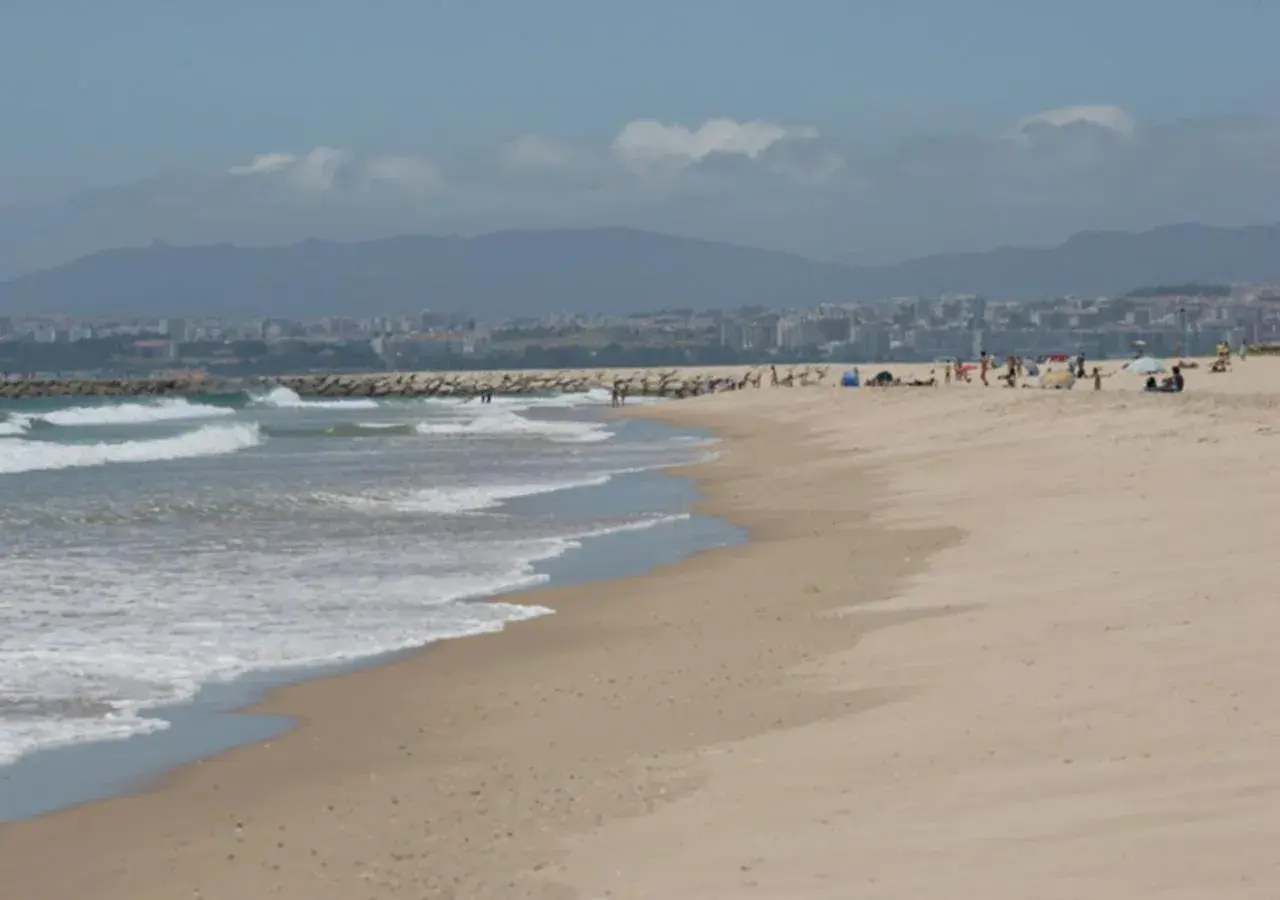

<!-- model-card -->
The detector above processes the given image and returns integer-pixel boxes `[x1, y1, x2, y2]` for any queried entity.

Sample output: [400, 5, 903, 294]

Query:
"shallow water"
[0, 387, 716, 769]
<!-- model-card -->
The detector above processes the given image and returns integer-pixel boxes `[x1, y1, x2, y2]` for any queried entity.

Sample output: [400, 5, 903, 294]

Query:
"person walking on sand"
[1092, 366, 1102, 390]
[979, 351, 990, 386]
[944, 363, 951, 385]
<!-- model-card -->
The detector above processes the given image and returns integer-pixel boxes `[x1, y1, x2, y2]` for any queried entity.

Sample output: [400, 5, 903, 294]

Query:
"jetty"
[0, 364, 832, 400]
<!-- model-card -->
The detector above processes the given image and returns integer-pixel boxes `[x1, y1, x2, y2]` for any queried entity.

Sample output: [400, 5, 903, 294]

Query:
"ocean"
[0, 386, 727, 808]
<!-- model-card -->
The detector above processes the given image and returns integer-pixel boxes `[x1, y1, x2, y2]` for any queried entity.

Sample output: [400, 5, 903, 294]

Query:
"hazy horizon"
[2, 1, 1277, 280]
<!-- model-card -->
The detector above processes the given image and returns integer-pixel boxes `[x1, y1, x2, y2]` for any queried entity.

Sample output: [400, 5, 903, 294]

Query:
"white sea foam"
[0, 422, 262, 475]
[571, 512, 690, 540]
[35, 397, 235, 427]
[415, 407, 611, 443]
[0, 713, 171, 767]
[0, 537, 567, 764]
[326, 473, 617, 514]
[253, 385, 380, 410]
[434, 387, 663, 411]
[0, 596, 551, 766]
[0, 511, 692, 765]
[433, 388, 606, 411]
[0, 415, 31, 436]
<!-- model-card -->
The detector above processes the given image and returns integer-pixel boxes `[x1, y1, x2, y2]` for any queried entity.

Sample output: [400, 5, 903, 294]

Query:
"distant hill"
[2, 222, 1279, 318]
[861, 223, 1280, 301]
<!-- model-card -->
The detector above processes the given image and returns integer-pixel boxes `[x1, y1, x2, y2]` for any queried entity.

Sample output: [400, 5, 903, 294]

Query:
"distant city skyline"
[2, 1, 1278, 279]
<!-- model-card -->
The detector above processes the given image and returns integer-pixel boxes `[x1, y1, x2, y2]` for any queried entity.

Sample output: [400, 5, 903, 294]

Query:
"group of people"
[942, 351, 1075, 389]
[1144, 366, 1185, 393]
[928, 350, 1141, 393]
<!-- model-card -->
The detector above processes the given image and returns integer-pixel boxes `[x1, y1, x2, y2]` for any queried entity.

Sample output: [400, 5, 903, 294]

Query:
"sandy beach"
[4, 355, 1280, 898]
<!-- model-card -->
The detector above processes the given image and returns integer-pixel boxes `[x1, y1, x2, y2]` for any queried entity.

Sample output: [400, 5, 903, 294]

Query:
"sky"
[1, 0, 1277, 276]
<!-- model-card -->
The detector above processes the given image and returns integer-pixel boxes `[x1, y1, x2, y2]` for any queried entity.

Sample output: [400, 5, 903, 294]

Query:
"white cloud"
[611, 117, 817, 168]
[287, 146, 344, 192]
[228, 147, 442, 197]
[4, 108, 1278, 279]
[227, 152, 299, 176]
[363, 156, 441, 194]
[498, 134, 577, 172]
[228, 146, 346, 193]
[1012, 104, 1138, 136]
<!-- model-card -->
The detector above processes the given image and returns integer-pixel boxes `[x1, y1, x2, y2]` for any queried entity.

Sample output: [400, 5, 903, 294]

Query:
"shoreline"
[0, 421, 741, 822]
[2, 390, 940, 899]
[0, 363, 831, 400]
[5, 366, 1280, 898]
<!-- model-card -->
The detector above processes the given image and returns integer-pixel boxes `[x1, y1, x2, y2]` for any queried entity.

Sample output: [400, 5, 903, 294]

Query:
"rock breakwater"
[0, 364, 832, 400]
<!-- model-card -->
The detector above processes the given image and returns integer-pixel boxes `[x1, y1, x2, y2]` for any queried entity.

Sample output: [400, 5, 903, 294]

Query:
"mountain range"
[1, 222, 1278, 319]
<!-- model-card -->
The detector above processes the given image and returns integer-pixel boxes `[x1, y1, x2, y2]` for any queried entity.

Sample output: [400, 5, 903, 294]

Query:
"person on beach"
[944, 364, 951, 385]
[979, 352, 989, 386]
[1092, 367, 1102, 390]
[770, 364, 779, 386]
[1150, 366, 1185, 393]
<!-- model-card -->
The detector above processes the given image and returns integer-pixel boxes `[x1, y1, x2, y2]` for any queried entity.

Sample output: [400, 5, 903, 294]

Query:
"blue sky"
[3, 0, 1276, 200]
[0, 0, 1277, 273]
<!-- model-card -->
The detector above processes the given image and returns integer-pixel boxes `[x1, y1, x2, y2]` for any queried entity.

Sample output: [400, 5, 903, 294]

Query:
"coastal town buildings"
[3, 283, 1280, 377]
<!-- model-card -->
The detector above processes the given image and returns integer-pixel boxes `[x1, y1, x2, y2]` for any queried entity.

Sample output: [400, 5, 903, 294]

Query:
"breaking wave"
[0, 415, 30, 437]
[414, 408, 611, 443]
[1, 398, 234, 429]
[322, 473, 618, 515]
[0, 423, 262, 475]
[251, 386, 380, 410]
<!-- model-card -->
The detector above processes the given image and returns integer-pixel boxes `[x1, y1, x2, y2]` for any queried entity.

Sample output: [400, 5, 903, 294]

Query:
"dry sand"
[4, 355, 1280, 898]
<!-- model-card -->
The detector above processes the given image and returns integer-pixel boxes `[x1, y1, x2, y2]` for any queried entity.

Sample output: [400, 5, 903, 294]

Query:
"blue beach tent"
[841, 369, 860, 387]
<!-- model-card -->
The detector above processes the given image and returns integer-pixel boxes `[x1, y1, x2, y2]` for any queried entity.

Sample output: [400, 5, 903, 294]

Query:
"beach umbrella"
[1128, 356, 1166, 375]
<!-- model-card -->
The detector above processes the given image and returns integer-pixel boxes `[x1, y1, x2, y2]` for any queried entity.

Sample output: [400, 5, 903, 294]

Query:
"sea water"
[0, 387, 717, 771]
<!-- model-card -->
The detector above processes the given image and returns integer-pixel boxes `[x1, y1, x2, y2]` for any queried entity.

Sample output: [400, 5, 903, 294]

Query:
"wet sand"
[4, 356, 1280, 898]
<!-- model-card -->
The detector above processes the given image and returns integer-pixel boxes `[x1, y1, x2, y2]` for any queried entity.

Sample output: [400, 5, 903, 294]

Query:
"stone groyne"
[0, 364, 832, 400]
